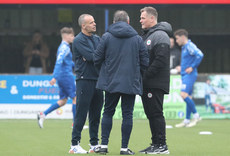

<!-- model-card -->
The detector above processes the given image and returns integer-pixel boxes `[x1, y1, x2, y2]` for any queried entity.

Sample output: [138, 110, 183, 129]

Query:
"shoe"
[94, 146, 108, 155]
[175, 121, 188, 128]
[120, 148, 135, 155]
[139, 144, 153, 154]
[194, 116, 202, 122]
[88, 144, 100, 153]
[186, 117, 202, 128]
[140, 145, 159, 154]
[146, 144, 169, 154]
[69, 145, 88, 154]
[37, 112, 45, 128]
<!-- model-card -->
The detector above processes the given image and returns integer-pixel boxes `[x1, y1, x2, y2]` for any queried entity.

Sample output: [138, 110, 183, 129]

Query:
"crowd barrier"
[0, 74, 230, 119]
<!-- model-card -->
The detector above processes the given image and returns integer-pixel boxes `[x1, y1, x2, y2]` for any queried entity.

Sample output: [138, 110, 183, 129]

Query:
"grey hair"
[113, 10, 129, 23]
[78, 14, 92, 28]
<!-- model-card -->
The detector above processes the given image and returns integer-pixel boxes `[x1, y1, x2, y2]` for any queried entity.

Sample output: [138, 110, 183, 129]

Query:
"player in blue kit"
[174, 29, 204, 128]
[37, 27, 76, 128]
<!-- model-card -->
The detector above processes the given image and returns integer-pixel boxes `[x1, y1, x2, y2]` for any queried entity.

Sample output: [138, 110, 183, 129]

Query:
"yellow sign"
[0, 80, 6, 89]
[58, 9, 73, 23]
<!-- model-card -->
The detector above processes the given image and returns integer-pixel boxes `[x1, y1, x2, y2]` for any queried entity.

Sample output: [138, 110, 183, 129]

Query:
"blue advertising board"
[0, 75, 71, 104]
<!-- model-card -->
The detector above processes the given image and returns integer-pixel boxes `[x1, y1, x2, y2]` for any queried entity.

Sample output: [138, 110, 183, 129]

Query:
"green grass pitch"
[0, 119, 230, 156]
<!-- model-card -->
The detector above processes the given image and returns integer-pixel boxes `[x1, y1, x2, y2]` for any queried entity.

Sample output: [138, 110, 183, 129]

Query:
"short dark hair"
[113, 10, 129, 23]
[140, 6, 158, 19]
[60, 27, 74, 34]
[174, 29, 188, 38]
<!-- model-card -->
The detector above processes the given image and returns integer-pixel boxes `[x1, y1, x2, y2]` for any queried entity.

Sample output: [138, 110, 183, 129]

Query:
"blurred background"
[1, 1, 230, 120]
[0, 3, 230, 74]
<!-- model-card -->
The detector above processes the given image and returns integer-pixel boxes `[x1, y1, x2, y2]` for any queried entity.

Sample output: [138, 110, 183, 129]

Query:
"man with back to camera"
[139, 6, 172, 154]
[174, 29, 203, 128]
[93, 10, 149, 155]
[68, 14, 103, 154]
[37, 27, 76, 129]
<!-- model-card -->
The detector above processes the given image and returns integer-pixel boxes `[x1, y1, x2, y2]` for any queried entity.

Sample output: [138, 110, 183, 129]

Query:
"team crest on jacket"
[148, 93, 152, 98]
[146, 40, 151, 45]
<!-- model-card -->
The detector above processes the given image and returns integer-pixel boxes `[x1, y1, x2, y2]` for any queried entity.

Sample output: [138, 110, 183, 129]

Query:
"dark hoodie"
[142, 22, 172, 93]
[94, 21, 149, 95]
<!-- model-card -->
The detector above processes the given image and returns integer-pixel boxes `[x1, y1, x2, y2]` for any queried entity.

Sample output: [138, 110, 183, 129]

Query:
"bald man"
[69, 14, 103, 154]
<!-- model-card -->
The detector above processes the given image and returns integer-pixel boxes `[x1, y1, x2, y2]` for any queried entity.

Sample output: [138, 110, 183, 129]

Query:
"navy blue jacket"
[94, 21, 149, 95]
[73, 32, 100, 81]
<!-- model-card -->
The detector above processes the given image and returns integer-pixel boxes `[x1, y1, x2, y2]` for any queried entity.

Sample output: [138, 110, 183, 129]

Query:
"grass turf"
[0, 119, 230, 156]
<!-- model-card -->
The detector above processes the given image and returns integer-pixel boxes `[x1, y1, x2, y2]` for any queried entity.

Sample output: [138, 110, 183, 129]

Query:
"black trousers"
[141, 88, 166, 145]
[101, 92, 135, 148]
[72, 80, 103, 146]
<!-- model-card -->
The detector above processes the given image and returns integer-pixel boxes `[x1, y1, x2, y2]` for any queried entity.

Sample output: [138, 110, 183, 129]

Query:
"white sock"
[184, 119, 190, 124]
[101, 145, 108, 148]
[121, 148, 128, 151]
[193, 113, 199, 119]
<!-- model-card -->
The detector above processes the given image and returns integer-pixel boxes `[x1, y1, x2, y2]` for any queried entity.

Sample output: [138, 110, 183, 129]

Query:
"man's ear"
[81, 24, 85, 29]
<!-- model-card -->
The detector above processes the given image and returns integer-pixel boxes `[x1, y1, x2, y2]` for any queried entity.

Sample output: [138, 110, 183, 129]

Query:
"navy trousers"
[101, 92, 135, 148]
[72, 80, 103, 146]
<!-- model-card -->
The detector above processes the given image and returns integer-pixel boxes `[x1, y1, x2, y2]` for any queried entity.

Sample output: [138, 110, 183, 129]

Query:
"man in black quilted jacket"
[139, 6, 172, 155]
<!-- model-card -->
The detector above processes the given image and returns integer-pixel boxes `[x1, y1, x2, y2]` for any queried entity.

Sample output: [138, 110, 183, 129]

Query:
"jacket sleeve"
[138, 37, 149, 70]
[53, 45, 68, 79]
[188, 45, 204, 69]
[145, 43, 170, 77]
[93, 34, 107, 70]
[73, 38, 94, 62]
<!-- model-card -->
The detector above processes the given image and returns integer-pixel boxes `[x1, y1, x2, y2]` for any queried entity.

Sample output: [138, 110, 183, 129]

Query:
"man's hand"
[175, 66, 181, 72]
[185, 67, 193, 74]
[83, 57, 86, 61]
[50, 78, 56, 86]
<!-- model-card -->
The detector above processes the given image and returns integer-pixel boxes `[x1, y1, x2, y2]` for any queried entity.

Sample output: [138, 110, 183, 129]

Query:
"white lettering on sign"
[22, 80, 51, 87]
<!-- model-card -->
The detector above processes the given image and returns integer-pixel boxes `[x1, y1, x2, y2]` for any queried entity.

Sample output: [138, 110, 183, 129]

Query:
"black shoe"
[146, 144, 169, 154]
[139, 144, 157, 154]
[120, 149, 135, 155]
[94, 146, 108, 155]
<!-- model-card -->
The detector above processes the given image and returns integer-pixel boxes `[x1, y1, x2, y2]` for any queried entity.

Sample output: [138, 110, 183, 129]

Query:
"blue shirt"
[181, 40, 204, 76]
[53, 41, 74, 80]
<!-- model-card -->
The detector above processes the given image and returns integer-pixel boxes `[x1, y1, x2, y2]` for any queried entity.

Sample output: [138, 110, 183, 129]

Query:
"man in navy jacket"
[69, 14, 103, 154]
[94, 10, 149, 155]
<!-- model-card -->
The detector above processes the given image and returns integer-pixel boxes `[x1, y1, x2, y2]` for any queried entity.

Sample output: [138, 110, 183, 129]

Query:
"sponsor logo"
[146, 40, 151, 45]
[178, 111, 184, 118]
[148, 93, 152, 98]
[22, 80, 54, 87]
[0, 80, 6, 89]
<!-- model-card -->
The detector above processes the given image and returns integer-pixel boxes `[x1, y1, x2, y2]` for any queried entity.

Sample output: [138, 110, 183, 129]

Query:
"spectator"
[23, 31, 49, 74]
